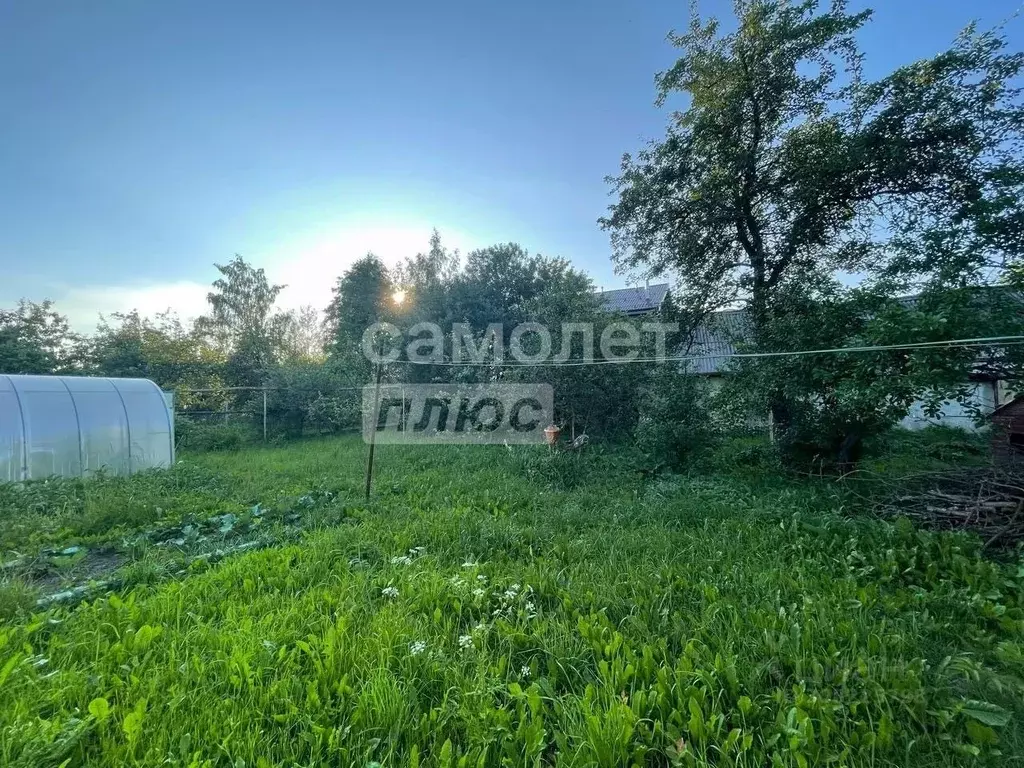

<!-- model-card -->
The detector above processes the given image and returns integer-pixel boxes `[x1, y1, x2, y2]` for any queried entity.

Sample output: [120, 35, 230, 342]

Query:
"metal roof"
[599, 283, 670, 315]
[686, 310, 750, 374]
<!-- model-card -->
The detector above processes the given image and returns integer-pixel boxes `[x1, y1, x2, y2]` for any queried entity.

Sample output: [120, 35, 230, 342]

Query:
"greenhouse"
[0, 375, 174, 482]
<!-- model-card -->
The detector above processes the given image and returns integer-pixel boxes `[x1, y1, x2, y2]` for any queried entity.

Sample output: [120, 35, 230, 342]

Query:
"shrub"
[306, 393, 361, 434]
[701, 435, 782, 476]
[175, 420, 253, 452]
[633, 368, 716, 469]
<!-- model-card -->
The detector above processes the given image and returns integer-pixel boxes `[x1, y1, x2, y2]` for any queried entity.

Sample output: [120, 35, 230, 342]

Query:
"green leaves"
[87, 697, 110, 722]
[962, 699, 1012, 727]
[121, 698, 147, 748]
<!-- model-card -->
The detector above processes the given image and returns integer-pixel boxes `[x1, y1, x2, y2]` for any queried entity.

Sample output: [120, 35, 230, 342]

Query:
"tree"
[602, 0, 1024, 456]
[92, 309, 228, 410]
[605, 0, 1024, 331]
[324, 254, 393, 363]
[196, 255, 286, 387]
[508, 258, 649, 437]
[0, 300, 81, 375]
[278, 305, 326, 363]
[451, 244, 544, 331]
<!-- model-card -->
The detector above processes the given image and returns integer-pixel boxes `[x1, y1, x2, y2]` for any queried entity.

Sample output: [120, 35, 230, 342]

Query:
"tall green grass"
[0, 436, 1021, 766]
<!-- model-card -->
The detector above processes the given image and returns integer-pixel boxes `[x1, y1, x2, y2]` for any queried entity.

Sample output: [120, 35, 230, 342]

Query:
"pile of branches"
[854, 466, 1024, 550]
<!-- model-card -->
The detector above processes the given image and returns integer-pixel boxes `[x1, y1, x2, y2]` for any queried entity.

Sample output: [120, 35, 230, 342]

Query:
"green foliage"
[507, 446, 594, 490]
[0, 299, 83, 375]
[699, 435, 781, 477]
[325, 253, 393, 363]
[174, 420, 253, 452]
[726, 286, 1016, 470]
[603, 0, 1024, 468]
[91, 309, 229, 410]
[0, 578, 39, 622]
[634, 366, 717, 469]
[0, 436, 1022, 765]
[195, 255, 288, 387]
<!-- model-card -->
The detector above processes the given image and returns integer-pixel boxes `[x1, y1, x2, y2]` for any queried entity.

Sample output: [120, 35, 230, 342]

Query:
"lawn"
[0, 436, 1021, 766]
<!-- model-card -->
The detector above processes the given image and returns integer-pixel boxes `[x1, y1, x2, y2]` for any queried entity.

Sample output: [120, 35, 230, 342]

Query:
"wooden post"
[364, 338, 385, 501]
[262, 388, 268, 443]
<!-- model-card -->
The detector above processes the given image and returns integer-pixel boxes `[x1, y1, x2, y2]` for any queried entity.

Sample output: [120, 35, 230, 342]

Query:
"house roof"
[599, 283, 670, 315]
[686, 310, 749, 374]
[990, 396, 1024, 420]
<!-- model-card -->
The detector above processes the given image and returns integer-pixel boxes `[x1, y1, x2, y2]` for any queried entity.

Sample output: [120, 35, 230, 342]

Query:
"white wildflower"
[458, 634, 473, 649]
[408, 546, 426, 556]
[474, 621, 487, 633]
[476, 574, 487, 582]
[520, 665, 530, 677]
[391, 555, 412, 566]
[381, 586, 399, 598]
[472, 588, 485, 598]
[409, 640, 427, 656]
[449, 577, 465, 588]
[525, 601, 536, 614]
[462, 559, 478, 568]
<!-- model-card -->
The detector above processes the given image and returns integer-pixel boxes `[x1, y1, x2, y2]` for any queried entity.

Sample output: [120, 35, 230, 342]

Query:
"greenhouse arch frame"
[0, 375, 175, 482]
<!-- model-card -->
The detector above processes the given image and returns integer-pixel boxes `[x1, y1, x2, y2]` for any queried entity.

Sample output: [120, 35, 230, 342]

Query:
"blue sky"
[2, 0, 1022, 330]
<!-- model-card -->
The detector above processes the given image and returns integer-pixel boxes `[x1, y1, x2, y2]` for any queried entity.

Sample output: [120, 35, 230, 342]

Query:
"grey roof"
[686, 309, 750, 374]
[599, 283, 670, 315]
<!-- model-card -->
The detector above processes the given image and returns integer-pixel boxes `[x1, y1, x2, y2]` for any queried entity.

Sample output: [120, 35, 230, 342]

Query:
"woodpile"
[864, 467, 1024, 549]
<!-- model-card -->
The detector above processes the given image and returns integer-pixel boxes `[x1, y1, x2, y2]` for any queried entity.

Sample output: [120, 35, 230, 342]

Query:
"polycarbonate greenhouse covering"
[0, 375, 174, 482]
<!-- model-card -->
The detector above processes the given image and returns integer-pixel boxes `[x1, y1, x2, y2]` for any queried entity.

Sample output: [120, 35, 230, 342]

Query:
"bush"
[306, 394, 361, 434]
[633, 368, 716, 469]
[175, 419, 253, 452]
[700, 435, 782, 476]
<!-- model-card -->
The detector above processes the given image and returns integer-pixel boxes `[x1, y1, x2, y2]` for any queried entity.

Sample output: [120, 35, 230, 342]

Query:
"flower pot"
[544, 425, 561, 446]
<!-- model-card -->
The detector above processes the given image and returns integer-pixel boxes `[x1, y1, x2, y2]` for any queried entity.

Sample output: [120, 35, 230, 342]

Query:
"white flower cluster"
[391, 546, 425, 566]
[381, 586, 399, 598]
[409, 640, 427, 656]
[492, 583, 537, 620]
[456, 621, 489, 652]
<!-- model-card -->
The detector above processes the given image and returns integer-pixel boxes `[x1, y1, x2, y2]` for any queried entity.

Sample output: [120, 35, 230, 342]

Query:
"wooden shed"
[991, 397, 1024, 465]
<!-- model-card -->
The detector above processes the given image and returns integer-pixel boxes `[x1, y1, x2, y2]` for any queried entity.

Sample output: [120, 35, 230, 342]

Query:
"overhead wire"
[399, 335, 1024, 367]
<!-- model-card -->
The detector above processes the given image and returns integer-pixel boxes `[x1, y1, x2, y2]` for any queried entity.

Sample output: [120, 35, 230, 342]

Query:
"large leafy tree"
[603, 0, 1024, 328]
[196, 255, 286, 387]
[324, 253, 393, 362]
[603, 0, 1024, 456]
[277, 305, 326, 363]
[0, 300, 82, 375]
[92, 309, 228, 409]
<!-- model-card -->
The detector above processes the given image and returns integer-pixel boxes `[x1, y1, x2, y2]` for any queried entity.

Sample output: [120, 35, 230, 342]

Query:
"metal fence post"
[263, 388, 268, 443]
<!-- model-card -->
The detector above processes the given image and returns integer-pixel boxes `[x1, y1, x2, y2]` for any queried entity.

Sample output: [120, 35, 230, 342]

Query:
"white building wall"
[899, 381, 999, 432]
